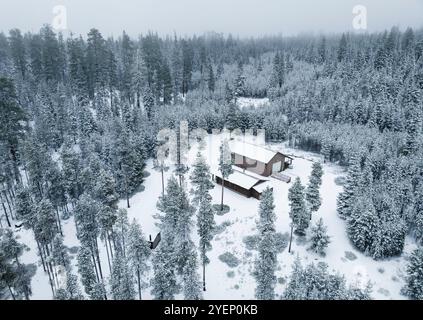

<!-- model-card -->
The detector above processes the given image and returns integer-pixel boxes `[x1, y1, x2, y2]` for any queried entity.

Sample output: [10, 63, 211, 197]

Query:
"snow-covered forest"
[0, 25, 423, 300]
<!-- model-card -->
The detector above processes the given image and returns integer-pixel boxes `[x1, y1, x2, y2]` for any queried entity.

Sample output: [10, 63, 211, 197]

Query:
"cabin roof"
[212, 166, 267, 190]
[229, 141, 291, 164]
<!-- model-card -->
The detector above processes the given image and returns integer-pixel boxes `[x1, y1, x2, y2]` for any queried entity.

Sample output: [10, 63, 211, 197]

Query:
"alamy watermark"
[52, 4, 67, 31]
[352, 5, 367, 30]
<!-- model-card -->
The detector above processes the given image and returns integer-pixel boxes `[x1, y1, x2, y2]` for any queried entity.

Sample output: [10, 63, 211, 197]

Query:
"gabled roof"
[229, 141, 281, 164]
[212, 166, 267, 190]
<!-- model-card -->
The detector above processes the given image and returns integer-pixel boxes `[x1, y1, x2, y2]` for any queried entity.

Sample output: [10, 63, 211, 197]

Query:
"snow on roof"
[252, 181, 272, 194]
[232, 166, 269, 181]
[212, 167, 264, 190]
[229, 141, 278, 164]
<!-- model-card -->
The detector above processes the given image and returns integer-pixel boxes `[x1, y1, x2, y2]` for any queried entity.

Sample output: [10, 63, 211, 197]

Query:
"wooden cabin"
[230, 141, 293, 177]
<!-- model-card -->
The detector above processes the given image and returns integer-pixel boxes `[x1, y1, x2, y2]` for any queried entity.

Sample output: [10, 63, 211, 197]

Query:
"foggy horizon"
[0, 0, 422, 38]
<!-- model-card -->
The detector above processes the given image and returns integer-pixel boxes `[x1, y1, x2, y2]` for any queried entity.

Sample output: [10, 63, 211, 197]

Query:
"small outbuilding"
[212, 167, 272, 200]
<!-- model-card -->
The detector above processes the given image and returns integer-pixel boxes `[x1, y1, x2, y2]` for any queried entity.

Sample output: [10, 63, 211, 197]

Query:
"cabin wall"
[266, 153, 286, 176]
[233, 152, 287, 177]
[233, 153, 267, 176]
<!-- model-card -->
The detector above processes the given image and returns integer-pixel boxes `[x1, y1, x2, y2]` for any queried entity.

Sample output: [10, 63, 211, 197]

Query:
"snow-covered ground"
[237, 97, 269, 109]
[16, 133, 417, 300]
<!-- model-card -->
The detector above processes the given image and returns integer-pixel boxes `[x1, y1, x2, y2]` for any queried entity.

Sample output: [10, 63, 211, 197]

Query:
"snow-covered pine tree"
[337, 154, 362, 219]
[306, 162, 324, 215]
[154, 176, 199, 297]
[89, 282, 108, 300]
[60, 141, 83, 203]
[253, 187, 277, 300]
[288, 177, 309, 240]
[218, 139, 233, 212]
[126, 219, 151, 299]
[347, 196, 378, 254]
[233, 63, 246, 101]
[77, 245, 99, 299]
[283, 256, 305, 300]
[309, 218, 331, 256]
[52, 234, 70, 271]
[413, 182, 423, 245]
[190, 152, 214, 206]
[197, 195, 215, 292]
[0, 229, 33, 300]
[151, 236, 180, 300]
[15, 185, 35, 229]
[94, 168, 119, 209]
[403, 248, 423, 300]
[110, 252, 136, 300]
[55, 273, 84, 300]
[74, 194, 105, 281]
[182, 245, 203, 300]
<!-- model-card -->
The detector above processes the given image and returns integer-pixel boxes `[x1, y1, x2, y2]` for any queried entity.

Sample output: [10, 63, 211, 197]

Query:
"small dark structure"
[149, 232, 161, 249]
[212, 168, 271, 200]
[230, 141, 293, 177]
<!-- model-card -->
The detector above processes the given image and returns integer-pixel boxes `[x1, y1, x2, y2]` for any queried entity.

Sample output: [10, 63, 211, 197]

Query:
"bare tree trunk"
[137, 268, 142, 300]
[220, 178, 225, 211]
[55, 208, 63, 236]
[203, 262, 206, 292]
[1, 200, 11, 227]
[36, 239, 47, 272]
[94, 238, 104, 281]
[104, 237, 112, 273]
[121, 224, 126, 258]
[161, 168, 165, 196]
[2, 191, 14, 220]
[8, 285, 16, 300]
[91, 250, 100, 283]
[288, 224, 294, 253]
[107, 231, 114, 260]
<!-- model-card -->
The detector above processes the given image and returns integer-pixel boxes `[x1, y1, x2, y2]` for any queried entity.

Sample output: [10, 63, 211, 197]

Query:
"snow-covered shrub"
[218, 252, 240, 268]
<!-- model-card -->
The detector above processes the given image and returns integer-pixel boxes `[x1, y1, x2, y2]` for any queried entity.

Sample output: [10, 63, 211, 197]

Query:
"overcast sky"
[1, 0, 422, 37]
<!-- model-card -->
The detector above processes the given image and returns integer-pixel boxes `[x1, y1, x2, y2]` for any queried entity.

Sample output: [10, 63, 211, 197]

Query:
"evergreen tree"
[126, 219, 151, 299]
[403, 248, 423, 300]
[218, 139, 233, 211]
[94, 168, 119, 209]
[182, 246, 203, 300]
[207, 62, 215, 92]
[196, 195, 215, 292]
[52, 234, 70, 270]
[347, 196, 378, 254]
[190, 152, 214, 205]
[151, 236, 179, 300]
[288, 177, 310, 238]
[0, 229, 33, 300]
[15, 185, 35, 229]
[253, 188, 277, 300]
[55, 273, 84, 300]
[338, 34, 348, 62]
[8, 29, 26, 79]
[337, 155, 362, 219]
[0, 77, 26, 182]
[110, 253, 136, 300]
[309, 218, 331, 256]
[77, 245, 98, 298]
[306, 162, 324, 214]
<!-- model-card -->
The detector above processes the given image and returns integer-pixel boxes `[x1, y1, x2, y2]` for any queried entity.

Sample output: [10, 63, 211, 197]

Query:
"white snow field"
[237, 97, 270, 109]
[17, 133, 417, 300]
